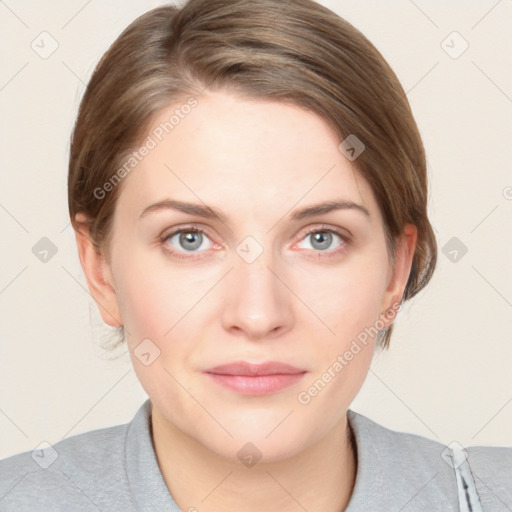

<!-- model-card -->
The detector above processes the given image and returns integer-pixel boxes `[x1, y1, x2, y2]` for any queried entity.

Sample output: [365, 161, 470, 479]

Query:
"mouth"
[203, 361, 308, 396]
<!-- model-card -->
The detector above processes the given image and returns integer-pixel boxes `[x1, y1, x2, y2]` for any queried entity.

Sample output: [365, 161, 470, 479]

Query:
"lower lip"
[205, 372, 307, 395]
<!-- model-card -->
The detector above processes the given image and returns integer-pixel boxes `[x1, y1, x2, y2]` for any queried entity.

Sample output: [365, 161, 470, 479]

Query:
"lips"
[203, 361, 307, 395]
[205, 361, 306, 376]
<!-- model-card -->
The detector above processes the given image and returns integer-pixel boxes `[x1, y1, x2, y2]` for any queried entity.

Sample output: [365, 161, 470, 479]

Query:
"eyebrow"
[138, 199, 370, 222]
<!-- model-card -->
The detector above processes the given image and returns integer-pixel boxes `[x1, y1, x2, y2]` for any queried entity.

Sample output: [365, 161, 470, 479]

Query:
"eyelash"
[159, 224, 351, 261]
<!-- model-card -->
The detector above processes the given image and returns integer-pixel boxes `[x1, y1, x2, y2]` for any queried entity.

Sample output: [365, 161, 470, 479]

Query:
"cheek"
[292, 259, 387, 420]
[113, 246, 209, 341]
[294, 249, 389, 349]
[112, 251, 201, 407]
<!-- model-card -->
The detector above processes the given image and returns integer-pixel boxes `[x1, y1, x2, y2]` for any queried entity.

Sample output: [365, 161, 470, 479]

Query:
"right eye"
[161, 227, 216, 260]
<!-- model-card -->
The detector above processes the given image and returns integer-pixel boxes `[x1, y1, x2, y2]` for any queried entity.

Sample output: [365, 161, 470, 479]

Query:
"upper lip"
[205, 361, 306, 376]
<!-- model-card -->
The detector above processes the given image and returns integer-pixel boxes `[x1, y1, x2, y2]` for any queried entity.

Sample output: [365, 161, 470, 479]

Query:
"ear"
[378, 224, 417, 328]
[73, 213, 122, 327]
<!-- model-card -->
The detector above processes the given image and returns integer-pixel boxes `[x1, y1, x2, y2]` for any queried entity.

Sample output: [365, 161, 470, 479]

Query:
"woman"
[1, 0, 510, 510]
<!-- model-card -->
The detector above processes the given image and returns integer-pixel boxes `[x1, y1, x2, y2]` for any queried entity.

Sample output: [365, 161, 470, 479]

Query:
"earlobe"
[73, 213, 122, 327]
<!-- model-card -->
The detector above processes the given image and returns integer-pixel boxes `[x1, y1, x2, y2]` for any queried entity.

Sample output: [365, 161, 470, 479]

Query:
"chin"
[219, 413, 320, 456]
[202, 429, 310, 465]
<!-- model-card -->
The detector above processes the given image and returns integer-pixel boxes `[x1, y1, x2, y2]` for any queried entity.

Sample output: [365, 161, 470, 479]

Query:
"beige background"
[1, 0, 511, 459]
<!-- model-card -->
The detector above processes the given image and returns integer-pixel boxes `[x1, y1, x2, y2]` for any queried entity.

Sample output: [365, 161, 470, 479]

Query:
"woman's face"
[93, 89, 415, 461]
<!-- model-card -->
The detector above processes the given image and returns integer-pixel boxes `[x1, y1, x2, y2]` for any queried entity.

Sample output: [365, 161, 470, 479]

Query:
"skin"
[74, 89, 416, 512]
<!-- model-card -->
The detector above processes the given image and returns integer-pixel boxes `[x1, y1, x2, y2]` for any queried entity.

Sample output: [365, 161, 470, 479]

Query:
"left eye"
[297, 229, 346, 252]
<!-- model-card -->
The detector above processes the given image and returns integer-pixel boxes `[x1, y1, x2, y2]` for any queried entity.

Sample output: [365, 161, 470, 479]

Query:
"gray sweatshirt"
[0, 399, 510, 511]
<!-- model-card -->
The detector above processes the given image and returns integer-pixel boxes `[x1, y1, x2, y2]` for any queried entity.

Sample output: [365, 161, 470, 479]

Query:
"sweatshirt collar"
[125, 399, 457, 511]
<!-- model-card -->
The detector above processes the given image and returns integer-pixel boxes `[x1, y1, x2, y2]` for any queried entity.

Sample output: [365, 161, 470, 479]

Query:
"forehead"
[115, 90, 382, 226]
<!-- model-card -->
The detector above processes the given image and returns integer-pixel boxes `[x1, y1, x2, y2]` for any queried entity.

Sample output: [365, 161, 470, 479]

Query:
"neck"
[151, 405, 357, 512]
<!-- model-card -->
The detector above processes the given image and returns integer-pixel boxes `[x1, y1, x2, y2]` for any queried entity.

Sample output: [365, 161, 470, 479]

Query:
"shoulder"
[465, 444, 512, 509]
[0, 422, 134, 512]
[346, 409, 512, 511]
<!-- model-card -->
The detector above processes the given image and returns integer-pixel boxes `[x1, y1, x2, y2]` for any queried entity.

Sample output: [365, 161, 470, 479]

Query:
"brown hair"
[68, 0, 437, 350]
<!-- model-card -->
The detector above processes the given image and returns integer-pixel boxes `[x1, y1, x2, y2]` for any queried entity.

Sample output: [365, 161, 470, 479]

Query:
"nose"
[221, 248, 294, 341]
